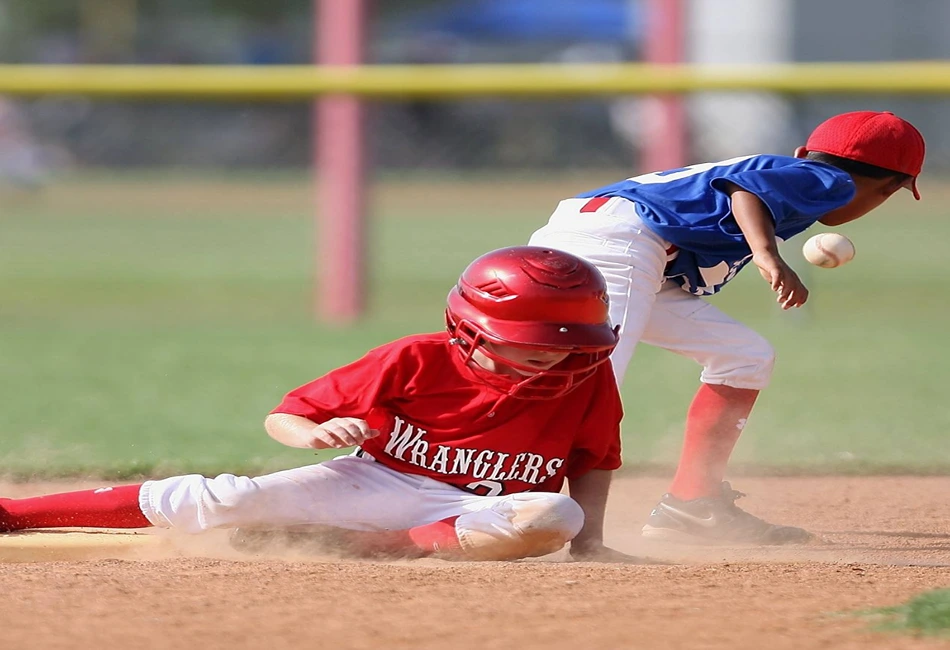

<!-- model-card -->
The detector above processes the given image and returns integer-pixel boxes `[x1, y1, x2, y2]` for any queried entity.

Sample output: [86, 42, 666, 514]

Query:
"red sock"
[407, 516, 463, 554]
[0, 484, 151, 531]
[669, 384, 759, 501]
[337, 516, 463, 558]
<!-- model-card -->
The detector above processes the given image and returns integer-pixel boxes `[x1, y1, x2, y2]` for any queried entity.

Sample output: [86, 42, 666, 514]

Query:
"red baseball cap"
[806, 111, 926, 199]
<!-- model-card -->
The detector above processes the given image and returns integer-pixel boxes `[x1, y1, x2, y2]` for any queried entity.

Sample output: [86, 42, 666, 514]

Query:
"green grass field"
[857, 588, 950, 636]
[2, 172, 950, 478]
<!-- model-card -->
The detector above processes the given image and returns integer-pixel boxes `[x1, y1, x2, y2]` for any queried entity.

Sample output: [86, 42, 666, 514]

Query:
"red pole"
[314, 0, 367, 322]
[642, 0, 687, 172]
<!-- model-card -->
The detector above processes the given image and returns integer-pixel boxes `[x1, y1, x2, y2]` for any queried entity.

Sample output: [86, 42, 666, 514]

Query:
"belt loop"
[580, 197, 610, 213]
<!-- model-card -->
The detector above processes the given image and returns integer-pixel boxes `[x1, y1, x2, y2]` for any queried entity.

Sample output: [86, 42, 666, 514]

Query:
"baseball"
[802, 233, 855, 268]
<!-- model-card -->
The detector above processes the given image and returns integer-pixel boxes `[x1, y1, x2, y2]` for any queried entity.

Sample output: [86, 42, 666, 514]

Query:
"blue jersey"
[577, 155, 855, 295]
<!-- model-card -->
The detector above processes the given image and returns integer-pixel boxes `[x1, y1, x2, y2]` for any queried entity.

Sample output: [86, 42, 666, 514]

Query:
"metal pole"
[642, 0, 687, 172]
[314, 0, 367, 322]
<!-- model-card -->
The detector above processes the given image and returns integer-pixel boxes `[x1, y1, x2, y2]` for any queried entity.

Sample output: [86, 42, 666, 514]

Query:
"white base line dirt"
[0, 529, 167, 563]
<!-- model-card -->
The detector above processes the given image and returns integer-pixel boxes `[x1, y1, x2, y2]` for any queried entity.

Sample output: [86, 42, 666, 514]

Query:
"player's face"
[472, 342, 571, 378]
[818, 176, 907, 226]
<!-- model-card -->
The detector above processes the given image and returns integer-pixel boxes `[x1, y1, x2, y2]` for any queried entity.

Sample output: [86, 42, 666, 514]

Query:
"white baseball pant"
[139, 452, 584, 560]
[528, 197, 775, 389]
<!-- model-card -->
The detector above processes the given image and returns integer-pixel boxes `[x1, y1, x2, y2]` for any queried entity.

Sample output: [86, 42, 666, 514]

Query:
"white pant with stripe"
[139, 452, 583, 559]
[528, 197, 775, 389]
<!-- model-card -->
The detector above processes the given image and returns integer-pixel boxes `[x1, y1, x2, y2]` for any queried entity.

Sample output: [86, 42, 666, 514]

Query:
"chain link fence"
[2, 93, 948, 190]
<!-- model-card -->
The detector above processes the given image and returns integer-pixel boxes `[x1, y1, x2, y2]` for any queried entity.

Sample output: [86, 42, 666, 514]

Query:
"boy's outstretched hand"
[310, 417, 381, 449]
[265, 413, 381, 450]
[752, 251, 809, 309]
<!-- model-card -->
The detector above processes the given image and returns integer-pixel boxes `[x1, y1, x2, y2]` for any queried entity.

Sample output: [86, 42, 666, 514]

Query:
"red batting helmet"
[445, 246, 619, 399]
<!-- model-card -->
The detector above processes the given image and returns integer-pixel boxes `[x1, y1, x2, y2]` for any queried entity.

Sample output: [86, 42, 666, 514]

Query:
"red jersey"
[272, 333, 623, 495]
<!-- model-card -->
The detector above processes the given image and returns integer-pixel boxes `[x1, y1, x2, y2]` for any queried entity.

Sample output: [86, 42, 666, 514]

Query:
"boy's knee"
[457, 493, 584, 561]
[198, 474, 262, 515]
[702, 334, 776, 390]
[143, 473, 261, 533]
[511, 492, 584, 540]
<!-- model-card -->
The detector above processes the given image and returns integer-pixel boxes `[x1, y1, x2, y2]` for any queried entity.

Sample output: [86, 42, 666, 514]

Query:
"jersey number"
[626, 155, 755, 185]
[465, 480, 504, 497]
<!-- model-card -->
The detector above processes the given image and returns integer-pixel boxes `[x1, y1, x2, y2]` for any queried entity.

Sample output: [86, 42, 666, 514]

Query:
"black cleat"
[641, 482, 813, 545]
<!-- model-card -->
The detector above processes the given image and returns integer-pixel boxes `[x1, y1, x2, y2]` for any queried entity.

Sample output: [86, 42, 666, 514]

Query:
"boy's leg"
[637, 282, 810, 545]
[231, 471, 586, 561]
[241, 490, 585, 561]
[228, 518, 466, 559]
[450, 491, 585, 560]
[0, 456, 452, 535]
[0, 485, 150, 532]
[670, 383, 759, 501]
[0, 453, 585, 561]
[528, 197, 670, 383]
[138, 455, 460, 534]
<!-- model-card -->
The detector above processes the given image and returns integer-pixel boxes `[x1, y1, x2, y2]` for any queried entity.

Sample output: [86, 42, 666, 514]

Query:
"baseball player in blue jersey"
[528, 111, 926, 545]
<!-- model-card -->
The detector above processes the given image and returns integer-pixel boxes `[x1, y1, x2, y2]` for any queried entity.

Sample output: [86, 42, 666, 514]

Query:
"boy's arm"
[568, 470, 659, 563]
[567, 469, 612, 555]
[568, 470, 667, 564]
[264, 413, 380, 450]
[726, 183, 809, 309]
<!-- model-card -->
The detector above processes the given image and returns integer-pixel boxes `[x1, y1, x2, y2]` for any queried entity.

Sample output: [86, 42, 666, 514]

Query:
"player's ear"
[792, 146, 808, 159]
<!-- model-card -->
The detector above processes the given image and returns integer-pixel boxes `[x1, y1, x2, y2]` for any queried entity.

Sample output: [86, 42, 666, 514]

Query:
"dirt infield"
[3, 476, 950, 650]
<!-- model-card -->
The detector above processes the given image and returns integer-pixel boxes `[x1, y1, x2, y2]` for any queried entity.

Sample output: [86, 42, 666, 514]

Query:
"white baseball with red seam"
[802, 233, 855, 268]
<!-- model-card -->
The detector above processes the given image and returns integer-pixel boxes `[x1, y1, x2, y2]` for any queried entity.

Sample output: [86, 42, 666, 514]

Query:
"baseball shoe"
[640, 482, 813, 545]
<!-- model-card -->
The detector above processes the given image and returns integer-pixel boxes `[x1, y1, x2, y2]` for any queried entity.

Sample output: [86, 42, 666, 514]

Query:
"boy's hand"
[570, 542, 669, 564]
[309, 417, 380, 449]
[752, 252, 809, 310]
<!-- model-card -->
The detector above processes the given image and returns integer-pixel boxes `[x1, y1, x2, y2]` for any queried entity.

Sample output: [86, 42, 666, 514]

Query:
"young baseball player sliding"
[0, 246, 641, 563]
[528, 110, 926, 545]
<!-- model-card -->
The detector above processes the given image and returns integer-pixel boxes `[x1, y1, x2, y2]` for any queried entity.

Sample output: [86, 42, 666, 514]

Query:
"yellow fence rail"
[1, 62, 950, 99]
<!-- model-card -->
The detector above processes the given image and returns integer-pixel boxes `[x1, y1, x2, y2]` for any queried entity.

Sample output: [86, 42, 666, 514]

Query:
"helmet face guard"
[448, 315, 616, 399]
[445, 246, 619, 400]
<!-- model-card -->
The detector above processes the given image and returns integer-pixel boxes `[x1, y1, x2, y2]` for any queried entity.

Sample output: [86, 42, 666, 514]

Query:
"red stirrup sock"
[407, 516, 463, 554]
[0, 484, 151, 531]
[669, 384, 759, 501]
[336, 517, 463, 558]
